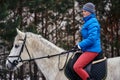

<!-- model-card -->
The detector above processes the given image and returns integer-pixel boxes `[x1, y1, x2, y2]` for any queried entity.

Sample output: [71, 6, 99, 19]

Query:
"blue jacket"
[78, 14, 102, 53]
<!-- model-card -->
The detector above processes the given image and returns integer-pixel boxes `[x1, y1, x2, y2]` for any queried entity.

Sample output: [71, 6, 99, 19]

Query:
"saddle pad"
[91, 58, 107, 80]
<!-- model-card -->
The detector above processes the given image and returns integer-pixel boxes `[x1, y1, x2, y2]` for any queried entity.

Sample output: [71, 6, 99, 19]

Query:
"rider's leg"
[73, 52, 98, 80]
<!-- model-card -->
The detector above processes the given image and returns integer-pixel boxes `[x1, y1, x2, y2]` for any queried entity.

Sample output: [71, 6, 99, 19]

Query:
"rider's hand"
[72, 45, 81, 51]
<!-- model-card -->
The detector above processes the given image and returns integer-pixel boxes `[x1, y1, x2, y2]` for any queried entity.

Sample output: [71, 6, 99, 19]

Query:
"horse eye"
[15, 44, 19, 48]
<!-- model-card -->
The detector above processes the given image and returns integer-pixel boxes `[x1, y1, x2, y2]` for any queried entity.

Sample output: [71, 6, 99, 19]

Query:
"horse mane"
[24, 32, 64, 55]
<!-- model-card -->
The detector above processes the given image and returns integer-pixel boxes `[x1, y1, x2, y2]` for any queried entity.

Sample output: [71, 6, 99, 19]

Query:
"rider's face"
[82, 10, 91, 17]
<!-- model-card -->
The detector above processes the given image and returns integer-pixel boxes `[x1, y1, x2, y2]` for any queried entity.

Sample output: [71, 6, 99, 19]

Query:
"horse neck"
[27, 34, 68, 80]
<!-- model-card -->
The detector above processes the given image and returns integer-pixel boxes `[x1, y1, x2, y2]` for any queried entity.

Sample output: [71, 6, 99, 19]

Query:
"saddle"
[64, 52, 107, 80]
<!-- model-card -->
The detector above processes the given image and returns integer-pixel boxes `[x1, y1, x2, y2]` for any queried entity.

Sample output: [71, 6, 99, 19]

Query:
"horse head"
[6, 29, 31, 71]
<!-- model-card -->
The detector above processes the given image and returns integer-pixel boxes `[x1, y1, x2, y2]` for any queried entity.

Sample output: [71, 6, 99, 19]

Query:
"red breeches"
[73, 52, 98, 80]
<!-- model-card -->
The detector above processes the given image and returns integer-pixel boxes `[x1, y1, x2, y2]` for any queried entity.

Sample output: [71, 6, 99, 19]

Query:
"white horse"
[6, 29, 120, 80]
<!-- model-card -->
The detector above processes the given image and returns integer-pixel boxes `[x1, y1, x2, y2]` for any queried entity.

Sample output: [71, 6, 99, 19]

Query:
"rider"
[73, 2, 102, 80]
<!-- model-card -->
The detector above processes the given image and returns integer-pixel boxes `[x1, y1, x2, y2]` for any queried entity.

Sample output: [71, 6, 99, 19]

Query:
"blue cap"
[82, 2, 95, 13]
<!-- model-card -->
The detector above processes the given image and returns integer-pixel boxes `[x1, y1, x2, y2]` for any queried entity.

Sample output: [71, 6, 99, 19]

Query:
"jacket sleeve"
[78, 24, 98, 49]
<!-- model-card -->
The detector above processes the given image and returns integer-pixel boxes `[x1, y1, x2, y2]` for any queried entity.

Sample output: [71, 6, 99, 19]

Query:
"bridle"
[7, 34, 75, 70]
[7, 34, 28, 67]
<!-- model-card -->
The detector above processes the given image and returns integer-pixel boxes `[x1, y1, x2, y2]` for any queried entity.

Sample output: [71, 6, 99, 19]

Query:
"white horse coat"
[6, 29, 120, 80]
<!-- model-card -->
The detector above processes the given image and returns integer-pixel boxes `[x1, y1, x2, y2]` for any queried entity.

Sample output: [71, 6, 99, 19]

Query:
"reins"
[20, 49, 74, 62]
[21, 48, 74, 71]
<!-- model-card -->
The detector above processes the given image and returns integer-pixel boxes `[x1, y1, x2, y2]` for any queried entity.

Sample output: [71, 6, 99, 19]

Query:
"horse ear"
[16, 28, 25, 38]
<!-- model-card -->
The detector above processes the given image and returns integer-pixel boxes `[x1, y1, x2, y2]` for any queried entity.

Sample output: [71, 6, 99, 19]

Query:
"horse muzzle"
[6, 60, 18, 71]
[6, 62, 14, 71]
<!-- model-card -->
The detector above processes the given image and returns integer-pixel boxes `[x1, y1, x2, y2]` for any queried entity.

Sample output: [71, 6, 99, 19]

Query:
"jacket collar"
[83, 14, 96, 22]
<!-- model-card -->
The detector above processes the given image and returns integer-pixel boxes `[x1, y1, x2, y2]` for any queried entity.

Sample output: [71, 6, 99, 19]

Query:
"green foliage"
[53, 0, 74, 13]
[25, 23, 37, 33]
[0, 4, 8, 20]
